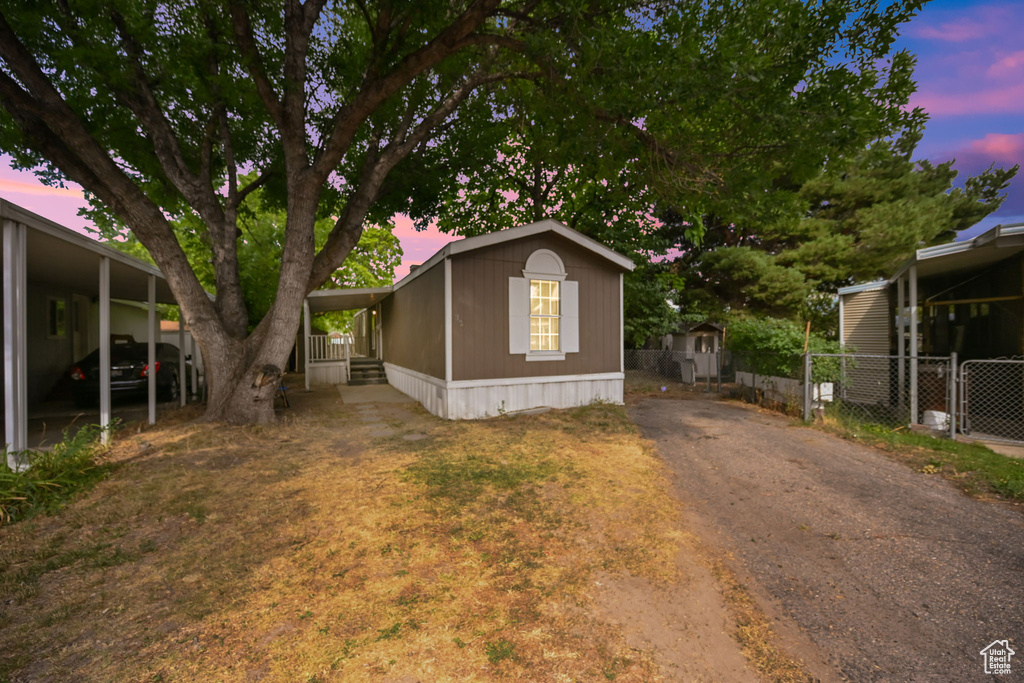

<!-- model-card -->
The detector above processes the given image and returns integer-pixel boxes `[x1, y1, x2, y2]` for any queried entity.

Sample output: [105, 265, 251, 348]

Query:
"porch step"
[348, 359, 388, 386]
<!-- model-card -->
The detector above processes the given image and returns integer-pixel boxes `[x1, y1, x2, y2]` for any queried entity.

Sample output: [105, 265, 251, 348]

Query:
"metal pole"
[803, 352, 812, 422]
[303, 300, 311, 391]
[99, 257, 111, 444]
[897, 276, 906, 403]
[949, 352, 958, 440]
[147, 274, 156, 425]
[909, 265, 919, 425]
[4, 219, 27, 467]
[178, 315, 186, 406]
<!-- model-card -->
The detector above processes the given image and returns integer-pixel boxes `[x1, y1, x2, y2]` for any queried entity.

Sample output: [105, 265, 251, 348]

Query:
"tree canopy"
[0, 0, 928, 422]
[674, 133, 1018, 330]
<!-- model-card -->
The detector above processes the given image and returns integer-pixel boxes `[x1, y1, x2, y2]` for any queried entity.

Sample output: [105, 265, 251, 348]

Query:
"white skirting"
[308, 361, 348, 386]
[383, 363, 623, 420]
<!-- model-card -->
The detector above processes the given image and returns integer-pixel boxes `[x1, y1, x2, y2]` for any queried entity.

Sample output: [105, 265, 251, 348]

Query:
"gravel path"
[631, 397, 1024, 682]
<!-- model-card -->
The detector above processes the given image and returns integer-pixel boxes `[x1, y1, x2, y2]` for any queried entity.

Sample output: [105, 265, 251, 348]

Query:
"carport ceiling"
[1, 199, 177, 304]
[306, 286, 393, 313]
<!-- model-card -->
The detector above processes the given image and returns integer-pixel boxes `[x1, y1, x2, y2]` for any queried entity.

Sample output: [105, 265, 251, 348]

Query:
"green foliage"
[0, 424, 110, 526]
[677, 134, 1017, 331]
[726, 317, 842, 379]
[94, 188, 402, 331]
[623, 264, 683, 349]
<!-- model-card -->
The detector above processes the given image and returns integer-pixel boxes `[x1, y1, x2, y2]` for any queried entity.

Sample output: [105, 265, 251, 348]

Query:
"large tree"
[0, 0, 923, 423]
[675, 134, 1018, 325]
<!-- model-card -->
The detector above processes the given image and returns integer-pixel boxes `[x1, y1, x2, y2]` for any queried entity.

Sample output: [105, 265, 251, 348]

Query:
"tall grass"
[0, 424, 111, 526]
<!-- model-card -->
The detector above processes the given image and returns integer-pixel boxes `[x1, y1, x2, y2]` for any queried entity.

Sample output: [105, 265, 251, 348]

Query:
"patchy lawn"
[0, 389, 697, 681]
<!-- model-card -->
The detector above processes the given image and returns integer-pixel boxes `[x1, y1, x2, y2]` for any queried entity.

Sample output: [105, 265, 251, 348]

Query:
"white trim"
[887, 222, 1024, 284]
[178, 317, 187, 407]
[4, 219, 27, 464]
[383, 361, 622, 390]
[525, 352, 566, 362]
[147, 274, 156, 425]
[523, 271, 567, 282]
[837, 280, 887, 296]
[383, 362, 446, 388]
[619, 273, 624, 373]
[303, 300, 311, 391]
[838, 291, 845, 347]
[449, 371, 623, 389]
[444, 258, 452, 382]
[391, 219, 635, 293]
[99, 256, 111, 444]
[523, 248, 567, 280]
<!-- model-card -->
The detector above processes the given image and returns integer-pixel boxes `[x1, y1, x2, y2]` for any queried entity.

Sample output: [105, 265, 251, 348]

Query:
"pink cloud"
[0, 177, 83, 198]
[965, 133, 1024, 164]
[389, 214, 455, 280]
[913, 20, 990, 43]
[909, 81, 1024, 116]
[988, 51, 1024, 79]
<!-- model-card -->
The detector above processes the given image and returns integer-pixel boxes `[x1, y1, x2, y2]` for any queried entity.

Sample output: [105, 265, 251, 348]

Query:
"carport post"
[303, 299, 311, 391]
[909, 265, 919, 425]
[949, 352, 957, 440]
[3, 219, 27, 468]
[190, 334, 199, 400]
[803, 352, 812, 422]
[178, 316, 186, 406]
[99, 256, 111, 445]
[148, 274, 156, 425]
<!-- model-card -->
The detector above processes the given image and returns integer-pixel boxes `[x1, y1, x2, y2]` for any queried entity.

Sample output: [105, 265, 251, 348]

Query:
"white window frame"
[509, 249, 578, 361]
[47, 296, 67, 339]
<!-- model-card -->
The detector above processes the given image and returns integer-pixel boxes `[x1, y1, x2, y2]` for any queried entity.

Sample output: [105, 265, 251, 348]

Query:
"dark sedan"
[69, 342, 187, 407]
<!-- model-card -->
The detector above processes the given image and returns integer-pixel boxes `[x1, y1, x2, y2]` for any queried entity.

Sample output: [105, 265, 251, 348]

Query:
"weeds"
[0, 424, 110, 526]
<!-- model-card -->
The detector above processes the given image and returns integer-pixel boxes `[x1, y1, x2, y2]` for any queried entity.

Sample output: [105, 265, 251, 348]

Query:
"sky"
[0, 0, 1021, 279]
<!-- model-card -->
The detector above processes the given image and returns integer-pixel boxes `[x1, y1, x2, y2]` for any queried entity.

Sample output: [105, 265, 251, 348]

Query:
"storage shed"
[305, 220, 634, 418]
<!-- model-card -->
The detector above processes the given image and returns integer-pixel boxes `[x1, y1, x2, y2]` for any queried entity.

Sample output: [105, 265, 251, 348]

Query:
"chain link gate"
[959, 359, 1024, 445]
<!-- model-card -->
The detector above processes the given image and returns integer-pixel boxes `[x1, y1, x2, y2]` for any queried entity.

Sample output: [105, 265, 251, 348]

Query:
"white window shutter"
[562, 280, 579, 353]
[509, 277, 529, 354]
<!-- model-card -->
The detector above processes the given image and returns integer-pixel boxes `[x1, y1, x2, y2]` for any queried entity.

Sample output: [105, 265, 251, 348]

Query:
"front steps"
[349, 358, 388, 386]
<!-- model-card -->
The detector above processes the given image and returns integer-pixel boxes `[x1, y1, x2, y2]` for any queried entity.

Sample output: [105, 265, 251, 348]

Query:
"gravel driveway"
[631, 397, 1024, 682]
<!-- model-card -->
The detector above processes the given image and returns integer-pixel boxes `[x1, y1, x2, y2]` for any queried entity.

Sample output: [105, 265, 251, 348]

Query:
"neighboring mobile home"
[305, 220, 635, 419]
[838, 222, 1024, 360]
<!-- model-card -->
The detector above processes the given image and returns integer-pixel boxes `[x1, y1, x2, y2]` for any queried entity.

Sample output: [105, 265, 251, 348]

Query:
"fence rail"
[308, 334, 350, 362]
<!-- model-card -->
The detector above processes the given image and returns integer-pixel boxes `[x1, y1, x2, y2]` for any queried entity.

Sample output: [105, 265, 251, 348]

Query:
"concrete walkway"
[336, 383, 415, 404]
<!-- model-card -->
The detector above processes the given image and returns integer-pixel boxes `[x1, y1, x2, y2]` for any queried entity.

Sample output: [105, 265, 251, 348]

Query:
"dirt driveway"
[631, 396, 1024, 682]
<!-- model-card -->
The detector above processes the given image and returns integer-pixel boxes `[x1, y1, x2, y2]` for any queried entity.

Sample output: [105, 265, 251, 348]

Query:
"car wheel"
[161, 373, 180, 403]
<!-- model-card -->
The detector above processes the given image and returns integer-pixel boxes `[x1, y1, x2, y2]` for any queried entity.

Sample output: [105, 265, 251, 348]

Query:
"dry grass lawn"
[0, 388, 694, 681]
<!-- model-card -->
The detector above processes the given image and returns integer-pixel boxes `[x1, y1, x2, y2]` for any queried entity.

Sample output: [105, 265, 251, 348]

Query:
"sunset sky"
[0, 0, 1020, 280]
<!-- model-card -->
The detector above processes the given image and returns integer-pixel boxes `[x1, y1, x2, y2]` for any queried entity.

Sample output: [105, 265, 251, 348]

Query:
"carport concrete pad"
[337, 384, 416, 404]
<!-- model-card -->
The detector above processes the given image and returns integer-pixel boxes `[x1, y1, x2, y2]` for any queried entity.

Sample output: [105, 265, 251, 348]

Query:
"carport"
[2, 199, 186, 468]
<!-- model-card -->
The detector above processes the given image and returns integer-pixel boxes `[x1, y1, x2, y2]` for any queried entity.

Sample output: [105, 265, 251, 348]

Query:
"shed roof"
[0, 198, 177, 304]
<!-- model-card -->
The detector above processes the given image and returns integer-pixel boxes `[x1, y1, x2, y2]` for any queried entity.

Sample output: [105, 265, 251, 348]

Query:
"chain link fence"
[807, 354, 953, 429]
[623, 349, 719, 392]
[960, 359, 1024, 444]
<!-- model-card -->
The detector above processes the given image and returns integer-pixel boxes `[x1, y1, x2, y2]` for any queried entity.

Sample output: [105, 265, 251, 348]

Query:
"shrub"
[0, 424, 111, 526]
[727, 316, 843, 381]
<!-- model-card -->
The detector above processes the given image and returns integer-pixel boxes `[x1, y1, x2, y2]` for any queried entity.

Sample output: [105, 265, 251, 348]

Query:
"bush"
[727, 316, 843, 381]
[0, 424, 111, 526]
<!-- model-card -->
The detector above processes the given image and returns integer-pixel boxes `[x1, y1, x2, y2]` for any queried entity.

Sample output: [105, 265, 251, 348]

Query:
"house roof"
[0, 198, 178, 304]
[674, 321, 724, 334]
[393, 219, 635, 293]
[837, 222, 1024, 296]
[888, 221, 1024, 283]
[307, 219, 636, 311]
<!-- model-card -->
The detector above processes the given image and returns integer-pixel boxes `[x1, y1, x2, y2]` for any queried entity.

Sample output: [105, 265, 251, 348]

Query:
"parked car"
[69, 342, 188, 408]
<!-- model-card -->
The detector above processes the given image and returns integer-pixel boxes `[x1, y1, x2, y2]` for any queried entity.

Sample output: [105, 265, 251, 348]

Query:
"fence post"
[949, 352, 957, 441]
[803, 352, 812, 422]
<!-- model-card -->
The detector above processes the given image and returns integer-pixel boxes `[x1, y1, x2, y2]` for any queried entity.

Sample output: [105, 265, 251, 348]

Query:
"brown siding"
[381, 262, 445, 379]
[842, 288, 890, 354]
[451, 234, 623, 381]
